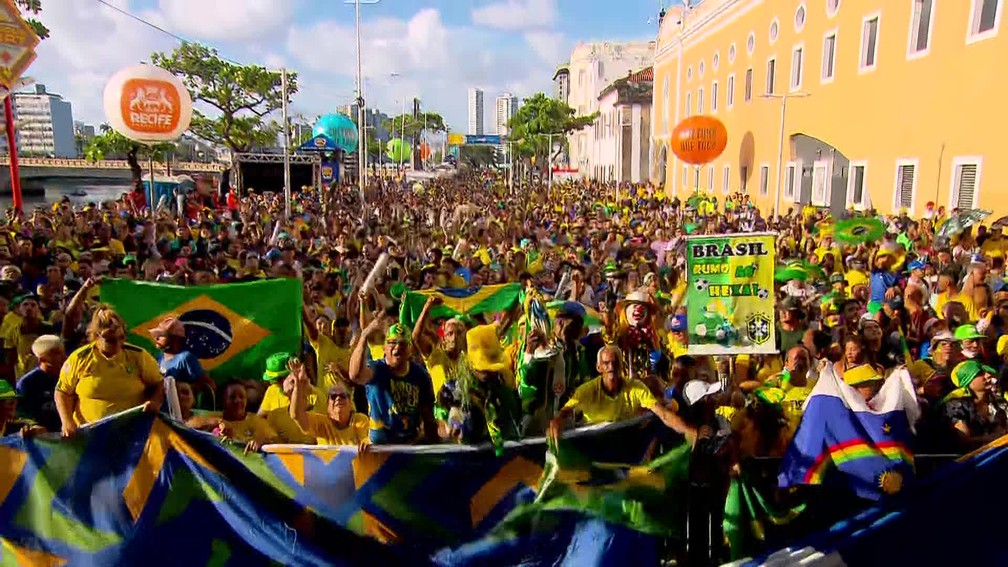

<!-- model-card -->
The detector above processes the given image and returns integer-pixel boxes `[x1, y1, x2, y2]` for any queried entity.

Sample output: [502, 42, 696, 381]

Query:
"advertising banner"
[684, 232, 777, 355]
[447, 132, 465, 146]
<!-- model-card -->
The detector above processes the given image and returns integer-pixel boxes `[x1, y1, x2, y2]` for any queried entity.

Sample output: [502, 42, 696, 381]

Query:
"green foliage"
[15, 0, 48, 40]
[507, 92, 597, 162]
[84, 124, 175, 162]
[459, 145, 498, 168]
[384, 111, 446, 139]
[151, 43, 298, 153]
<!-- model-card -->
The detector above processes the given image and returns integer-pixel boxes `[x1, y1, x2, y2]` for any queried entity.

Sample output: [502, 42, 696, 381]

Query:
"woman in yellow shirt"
[189, 381, 278, 453]
[288, 359, 369, 451]
[55, 305, 164, 437]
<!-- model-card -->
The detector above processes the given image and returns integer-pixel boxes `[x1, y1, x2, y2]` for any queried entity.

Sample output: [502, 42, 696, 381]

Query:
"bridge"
[0, 157, 222, 194]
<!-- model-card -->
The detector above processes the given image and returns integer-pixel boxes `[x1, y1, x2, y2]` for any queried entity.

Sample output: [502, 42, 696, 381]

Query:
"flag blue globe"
[313, 113, 359, 153]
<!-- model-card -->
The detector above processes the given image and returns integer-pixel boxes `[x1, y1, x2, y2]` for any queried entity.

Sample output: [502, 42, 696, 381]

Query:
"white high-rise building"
[0, 84, 75, 158]
[467, 88, 484, 135]
[494, 93, 518, 136]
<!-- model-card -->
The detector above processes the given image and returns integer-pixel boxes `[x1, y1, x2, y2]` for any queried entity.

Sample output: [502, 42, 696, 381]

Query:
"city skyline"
[27, 0, 659, 140]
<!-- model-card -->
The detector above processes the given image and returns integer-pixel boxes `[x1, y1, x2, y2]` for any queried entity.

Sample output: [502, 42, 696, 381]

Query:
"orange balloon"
[420, 142, 432, 160]
[670, 115, 728, 165]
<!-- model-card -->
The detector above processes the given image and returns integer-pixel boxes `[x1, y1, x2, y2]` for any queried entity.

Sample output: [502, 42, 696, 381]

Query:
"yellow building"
[653, 0, 1008, 217]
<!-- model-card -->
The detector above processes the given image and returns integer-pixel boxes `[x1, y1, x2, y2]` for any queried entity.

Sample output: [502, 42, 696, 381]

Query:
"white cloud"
[524, 31, 565, 65]
[30, 0, 177, 125]
[157, 0, 293, 42]
[471, 0, 558, 31]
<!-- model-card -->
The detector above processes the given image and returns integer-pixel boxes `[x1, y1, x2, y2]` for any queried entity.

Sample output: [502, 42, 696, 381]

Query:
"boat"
[70, 189, 87, 197]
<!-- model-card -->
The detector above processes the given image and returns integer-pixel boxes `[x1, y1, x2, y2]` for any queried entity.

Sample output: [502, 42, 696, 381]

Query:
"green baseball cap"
[951, 360, 996, 390]
[385, 323, 411, 344]
[262, 353, 292, 382]
[0, 380, 19, 400]
[953, 324, 985, 341]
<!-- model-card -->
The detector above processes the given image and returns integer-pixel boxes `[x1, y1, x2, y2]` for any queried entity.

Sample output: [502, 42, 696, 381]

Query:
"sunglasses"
[329, 392, 350, 401]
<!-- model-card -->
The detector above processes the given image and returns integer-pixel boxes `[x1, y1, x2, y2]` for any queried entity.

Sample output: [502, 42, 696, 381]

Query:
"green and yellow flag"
[399, 283, 522, 328]
[100, 279, 302, 382]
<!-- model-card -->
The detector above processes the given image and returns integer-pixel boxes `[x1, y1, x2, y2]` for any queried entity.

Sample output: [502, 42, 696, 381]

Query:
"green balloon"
[386, 138, 411, 162]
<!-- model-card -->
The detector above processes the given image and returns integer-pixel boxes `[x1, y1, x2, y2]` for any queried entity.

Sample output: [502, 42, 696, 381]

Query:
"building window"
[822, 31, 837, 82]
[686, 92, 692, 116]
[683, 165, 689, 189]
[894, 160, 918, 212]
[729, 43, 737, 62]
[712, 81, 719, 112]
[723, 165, 731, 194]
[951, 157, 982, 210]
[578, 69, 586, 87]
[699, 60, 706, 77]
[770, 19, 780, 43]
[727, 74, 735, 107]
[812, 162, 830, 206]
[698, 87, 705, 113]
[708, 165, 715, 191]
[694, 166, 701, 189]
[741, 165, 750, 191]
[766, 58, 776, 94]
[713, 52, 720, 70]
[747, 32, 756, 54]
[785, 162, 798, 201]
[791, 45, 804, 90]
[745, 68, 753, 101]
[796, 4, 807, 30]
[687, 66, 693, 81]
[847, 162, 868, 208]
[968, 0, 1002, 42]
[860, 14, 881, 72]
[759, 164, 770, 195]
[828, 0, 841, 18]
[909, 0, 935, 57]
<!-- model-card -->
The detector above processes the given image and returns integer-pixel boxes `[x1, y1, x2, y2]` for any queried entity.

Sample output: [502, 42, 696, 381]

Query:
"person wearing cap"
[906, 259, 931, 305]
[4, 293, 55, 380]
[412, 295, 468, 399]
[842, 363, 885, 402]
[666, 314, 689, 359]
[258, 353, 326, 419]
[288, 356, 369, 450]
[952, 323, 987, 363]
[548, 344, 695, 443]
[349, 316, 437, 445]
[55, 305, 164, 437]
[932, 360, 1005, 451]
[149, 317, 214, 403]
[777, 296, 807, 355]
[14, 335, 64, 431]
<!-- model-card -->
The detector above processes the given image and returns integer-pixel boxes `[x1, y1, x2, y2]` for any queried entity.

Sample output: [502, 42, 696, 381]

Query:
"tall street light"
[346, 0, 380, 208]
[761, 91, 810, 218]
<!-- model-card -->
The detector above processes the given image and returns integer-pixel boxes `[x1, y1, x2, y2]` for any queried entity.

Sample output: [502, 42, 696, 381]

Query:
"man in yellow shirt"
[411, 295, 468, 397]
[934, 269, 979, 323]
[548, 345, 695, 442]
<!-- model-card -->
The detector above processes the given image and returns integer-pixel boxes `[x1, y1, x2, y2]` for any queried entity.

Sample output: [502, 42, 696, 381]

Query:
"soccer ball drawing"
[694, 278, 710, 291]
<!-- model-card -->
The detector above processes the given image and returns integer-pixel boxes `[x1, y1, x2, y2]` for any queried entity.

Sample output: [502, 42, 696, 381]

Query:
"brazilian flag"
[100, 279, 303, 382]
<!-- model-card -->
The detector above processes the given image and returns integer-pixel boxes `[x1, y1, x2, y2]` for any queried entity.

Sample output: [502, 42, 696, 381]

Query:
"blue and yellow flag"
[100, 279, 302, 382]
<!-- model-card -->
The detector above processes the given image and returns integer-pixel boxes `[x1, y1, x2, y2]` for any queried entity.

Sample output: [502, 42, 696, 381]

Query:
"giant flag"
[399, 284, 522, 328]
[778, 366, 920, 501]
[100, 279, 302, 382]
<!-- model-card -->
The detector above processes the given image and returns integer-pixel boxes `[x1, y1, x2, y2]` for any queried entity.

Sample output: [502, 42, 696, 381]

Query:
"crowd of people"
[1, 169, 1006, 512]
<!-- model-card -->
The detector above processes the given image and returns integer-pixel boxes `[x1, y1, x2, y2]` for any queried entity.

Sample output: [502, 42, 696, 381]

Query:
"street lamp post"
[347, 0, 380, 210]
[761, 91, 810, 218]
[281, 67, 291, 218]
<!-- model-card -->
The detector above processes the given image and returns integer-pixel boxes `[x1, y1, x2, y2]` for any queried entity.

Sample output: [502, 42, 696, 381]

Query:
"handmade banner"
[0, 411, 674, 565]
[100, 279, 302, 382]
[684, 232, 777, 355]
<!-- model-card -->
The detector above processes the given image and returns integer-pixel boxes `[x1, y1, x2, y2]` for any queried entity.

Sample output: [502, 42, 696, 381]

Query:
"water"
[0, 179, 131, 210]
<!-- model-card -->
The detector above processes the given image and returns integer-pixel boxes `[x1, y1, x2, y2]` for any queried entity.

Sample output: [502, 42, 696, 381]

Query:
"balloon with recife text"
[103, 64, 193, 144]
[670, 115, 728, 165]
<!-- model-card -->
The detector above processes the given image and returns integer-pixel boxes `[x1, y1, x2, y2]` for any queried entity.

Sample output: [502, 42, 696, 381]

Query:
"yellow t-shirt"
[108, 238, 126, 257]
[301, 412, 370, 446]
[562, 377, 658, 424]
[264, 408, 313, 444]
[423, 347, 468, 397]
[221, 414, 277, 445]
[57, 343, 163, 424]
[260, 383, 327, 414]
[934, 291, 980, 322]
[310, 334, 351, 389]
[0, 311, 22, 345]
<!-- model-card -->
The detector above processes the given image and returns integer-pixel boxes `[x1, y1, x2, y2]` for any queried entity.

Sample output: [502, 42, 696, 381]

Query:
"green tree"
[151, 43, 298, 153]
[384, 111, 446, 139]
[15, 0, 48, 40]
[84, 124, 174, 162]
[507, 92, 596, 164]
[459, 145, 497, 168]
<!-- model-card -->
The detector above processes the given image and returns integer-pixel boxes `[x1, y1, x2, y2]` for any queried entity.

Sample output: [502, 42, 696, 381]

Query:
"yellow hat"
[843, 364, 883, 387]
[467, 325, 509, 373]
[997, 335, 1008, 357]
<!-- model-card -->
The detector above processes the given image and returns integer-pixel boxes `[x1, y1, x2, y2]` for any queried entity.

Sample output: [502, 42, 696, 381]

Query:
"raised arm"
[349, 314, 384, 385]
[288, 359, 311, 432]
[412, 295, 441, 358]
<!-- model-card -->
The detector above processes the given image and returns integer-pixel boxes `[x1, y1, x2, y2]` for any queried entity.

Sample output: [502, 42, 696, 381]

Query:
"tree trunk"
[127, 145, 142, 189]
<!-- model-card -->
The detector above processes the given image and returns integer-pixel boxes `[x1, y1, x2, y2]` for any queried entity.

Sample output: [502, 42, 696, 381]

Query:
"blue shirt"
[157, 351, 205, 384]
[365, 359, 435, 444]
[16, 367, 60, 431]
[870, 270, 900, 303]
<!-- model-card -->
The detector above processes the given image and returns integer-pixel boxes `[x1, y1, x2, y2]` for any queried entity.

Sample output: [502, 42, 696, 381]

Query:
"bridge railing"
[0, 156, 220, 172]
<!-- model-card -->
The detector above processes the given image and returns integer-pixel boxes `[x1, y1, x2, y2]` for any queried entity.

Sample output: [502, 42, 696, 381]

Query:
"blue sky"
[31, 0, 668, 136]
